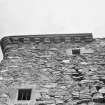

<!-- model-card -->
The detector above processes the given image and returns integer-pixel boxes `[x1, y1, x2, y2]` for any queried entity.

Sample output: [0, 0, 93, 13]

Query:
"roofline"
[0, 33, 93, 40]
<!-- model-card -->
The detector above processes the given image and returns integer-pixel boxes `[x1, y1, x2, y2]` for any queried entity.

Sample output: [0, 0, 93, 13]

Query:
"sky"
[0, 0, 105, 61]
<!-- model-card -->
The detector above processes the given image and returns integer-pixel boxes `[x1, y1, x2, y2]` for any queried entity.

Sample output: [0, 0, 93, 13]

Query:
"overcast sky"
[0, 0, 105, 60]
[0, 0, 105, 38]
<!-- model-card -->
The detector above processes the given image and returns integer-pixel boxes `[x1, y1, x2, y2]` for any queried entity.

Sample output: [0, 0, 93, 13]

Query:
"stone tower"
[0, 33, 105, 105]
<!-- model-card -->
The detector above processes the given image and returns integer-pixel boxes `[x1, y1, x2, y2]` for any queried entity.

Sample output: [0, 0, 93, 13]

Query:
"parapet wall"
[0, 33, 93, 54]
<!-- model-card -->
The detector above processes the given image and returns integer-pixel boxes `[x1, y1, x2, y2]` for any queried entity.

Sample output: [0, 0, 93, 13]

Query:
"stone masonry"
[0, 33, 105, 105]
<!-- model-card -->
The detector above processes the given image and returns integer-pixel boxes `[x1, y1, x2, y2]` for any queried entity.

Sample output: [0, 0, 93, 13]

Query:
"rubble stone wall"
[0, 34, 105, 105]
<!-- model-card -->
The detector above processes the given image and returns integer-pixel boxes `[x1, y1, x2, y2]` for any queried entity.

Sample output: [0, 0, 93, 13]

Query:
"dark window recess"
[18, 89, 32, 100]
[72, 49, 80, 55]
[19, 38, 24, 43]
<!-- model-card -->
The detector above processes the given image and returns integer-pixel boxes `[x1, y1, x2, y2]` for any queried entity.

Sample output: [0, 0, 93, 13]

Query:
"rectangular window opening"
[72, 49, 80, 55]
[18, 89, 32, 101]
